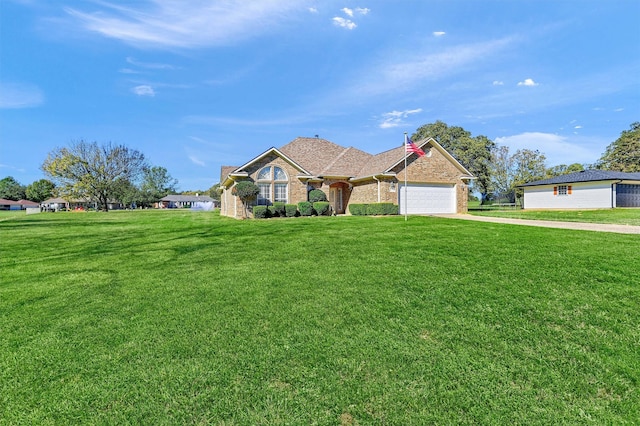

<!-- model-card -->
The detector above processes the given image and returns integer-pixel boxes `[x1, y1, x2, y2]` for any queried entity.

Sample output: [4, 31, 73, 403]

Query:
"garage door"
[399, 183, 456, 214]
[617, 184, 640, 207]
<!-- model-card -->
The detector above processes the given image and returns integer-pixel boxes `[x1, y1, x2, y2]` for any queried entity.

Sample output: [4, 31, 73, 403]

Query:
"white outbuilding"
[520, 170, 640, 209]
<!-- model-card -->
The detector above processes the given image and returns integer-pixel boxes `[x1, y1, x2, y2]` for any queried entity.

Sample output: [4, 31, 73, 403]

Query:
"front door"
[330, 185, 345, 214]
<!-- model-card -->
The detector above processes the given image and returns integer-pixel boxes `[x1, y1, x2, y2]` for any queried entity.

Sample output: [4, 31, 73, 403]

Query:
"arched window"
[256, 166, 288, 205]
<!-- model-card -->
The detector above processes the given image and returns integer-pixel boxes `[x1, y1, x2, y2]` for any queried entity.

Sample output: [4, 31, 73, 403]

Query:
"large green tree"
[597, 122, 640, 172]
[140, 166, 178, 205]
[25, 179, 56, 202]
[41, 140, 148, 211]
[412, 121, 495, 202]
[0, 176, 26, 201]
[490, 146, 547, 203]
[545, 163, 585, 178]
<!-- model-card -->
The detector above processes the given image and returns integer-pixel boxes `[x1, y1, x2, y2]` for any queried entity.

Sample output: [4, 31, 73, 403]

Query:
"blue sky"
[1, 0, 638, 191]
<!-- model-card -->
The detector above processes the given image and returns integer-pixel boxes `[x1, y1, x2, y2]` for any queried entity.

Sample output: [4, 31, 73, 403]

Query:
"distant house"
[40, 197, 123, 211]
[159, 194, 216, 209]
[520, 170, 640, 209]
[0, 199, 21, 210]
[0, 199, 39, 210]
[219, 136, 474, 218]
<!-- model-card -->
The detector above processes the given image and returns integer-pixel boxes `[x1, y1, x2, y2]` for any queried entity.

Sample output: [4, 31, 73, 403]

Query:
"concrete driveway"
[436, 214, 640, 235]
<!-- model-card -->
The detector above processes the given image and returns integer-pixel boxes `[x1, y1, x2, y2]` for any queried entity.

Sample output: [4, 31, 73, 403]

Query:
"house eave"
[350, 173, 396, 183]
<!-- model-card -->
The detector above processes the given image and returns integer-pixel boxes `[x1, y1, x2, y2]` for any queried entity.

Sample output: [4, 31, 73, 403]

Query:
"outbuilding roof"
[520, 170, 640, 187]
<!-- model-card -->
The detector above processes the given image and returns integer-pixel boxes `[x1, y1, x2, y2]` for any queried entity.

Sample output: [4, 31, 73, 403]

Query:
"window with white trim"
[256, 166, 288, 205]
[558, 185, 568, 195]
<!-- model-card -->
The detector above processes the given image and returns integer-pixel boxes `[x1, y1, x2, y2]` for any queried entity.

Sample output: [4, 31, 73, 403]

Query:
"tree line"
[2, 123, 637, 208]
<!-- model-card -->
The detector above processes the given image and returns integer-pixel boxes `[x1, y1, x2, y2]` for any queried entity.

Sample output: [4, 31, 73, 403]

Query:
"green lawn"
[470, 207, 640, 226]
[1, 210, 639, 424]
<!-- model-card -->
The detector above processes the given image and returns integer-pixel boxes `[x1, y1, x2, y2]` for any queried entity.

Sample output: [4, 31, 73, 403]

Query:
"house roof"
[220, 136, 474, 185]
[18, 199, 39, 207]
[0, 198, 19, 205]
[161, 194, 214, 202]
[520, 170, 640, 187]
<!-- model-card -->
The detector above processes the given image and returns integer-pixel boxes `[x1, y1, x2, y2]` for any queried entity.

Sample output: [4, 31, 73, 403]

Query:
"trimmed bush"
[298, 201, 315, 216]
[253, 205, 269, 219]
[308, 189, 328, 203]
[313, 201, 330, 216]
[349, 203, 398, 216]
[349, 204, 367, 216]
[272, 202, 286, 217]
[366, 203, 399, 215]
[285, 204, 298, 217]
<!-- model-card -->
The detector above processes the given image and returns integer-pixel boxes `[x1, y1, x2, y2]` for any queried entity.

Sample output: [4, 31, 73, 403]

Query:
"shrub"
[253, 205, 269, 219]
[349, 204, 367, 216]
[308, 189, 327, 203]
[272, 202, 286, 217]
[380, 203, 399, 215]
[313, 201, 330, 216]
[298, 201, 315, 216]
[366, 203, 398, 215]
[285, 204, 298, 217]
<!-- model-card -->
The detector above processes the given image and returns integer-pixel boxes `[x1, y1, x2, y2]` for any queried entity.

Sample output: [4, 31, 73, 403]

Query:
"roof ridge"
[319, 146, 352, 175]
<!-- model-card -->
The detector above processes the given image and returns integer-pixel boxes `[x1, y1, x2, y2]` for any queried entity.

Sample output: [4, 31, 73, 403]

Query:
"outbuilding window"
[554, 185, 572, 196]
[256, 166, 288, 205]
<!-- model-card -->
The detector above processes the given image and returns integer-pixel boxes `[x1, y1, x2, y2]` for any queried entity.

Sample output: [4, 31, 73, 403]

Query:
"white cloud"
[517, 78, 538, 86]
[188, 154, 206, 167]
[333, 16, 356, 30]
[433, 31, 446, 37]
[353, 36, 515, 97]
[341, 7, 353, 17]
[65, 1, 306, 48]
[308, 7, 318, 13]
[574, 125, 582, 129]
[132, 85, 155, 96]
[0, 82, 44, 109]
[494, 132, 602, 165]
[355, 7, 370, 15]
[379, 108, 422, 129]
[492, 80, 504, 86]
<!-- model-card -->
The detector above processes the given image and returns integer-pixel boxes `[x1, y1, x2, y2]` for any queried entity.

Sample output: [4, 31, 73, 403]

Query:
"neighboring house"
[40, 197, 123, 211]
[0, 198, 22, 210]
[520, 170, 640, 209]
[219, 136, 474, 218]
[17, 199, 39, 209]
[159, 194, 216, 209]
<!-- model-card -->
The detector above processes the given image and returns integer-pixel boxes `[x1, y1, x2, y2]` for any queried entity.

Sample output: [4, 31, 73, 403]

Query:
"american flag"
[406, 137, 425, 157]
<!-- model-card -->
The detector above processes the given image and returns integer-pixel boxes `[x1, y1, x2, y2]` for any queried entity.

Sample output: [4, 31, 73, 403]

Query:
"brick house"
[219, 136, 474, 218]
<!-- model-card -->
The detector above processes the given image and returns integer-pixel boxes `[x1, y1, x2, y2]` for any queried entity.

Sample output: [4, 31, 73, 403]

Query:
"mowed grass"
[470, 207, 640, 226]
[1, 210, 639, 424]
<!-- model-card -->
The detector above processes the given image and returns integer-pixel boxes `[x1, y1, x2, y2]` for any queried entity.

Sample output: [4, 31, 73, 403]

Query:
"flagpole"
[404, 132, 408, 221]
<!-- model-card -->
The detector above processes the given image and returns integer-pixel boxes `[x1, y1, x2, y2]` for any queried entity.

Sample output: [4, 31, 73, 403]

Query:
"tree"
[25, 179, 56, 202]
[140, 166, 178, 205]
[490, 146, 547, 203]
[41, 140, 148, 211]
[412, 121, 495, 202]
[232, 181, 259, 218]
[597, 122, 640, 172]
[545, 163, 585, 178]
[0, 176, 26, 200]
[207, 183, 221, 202]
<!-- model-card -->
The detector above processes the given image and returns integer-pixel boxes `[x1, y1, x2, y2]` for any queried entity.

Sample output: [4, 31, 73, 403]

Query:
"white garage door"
[399, 183, 456, 214]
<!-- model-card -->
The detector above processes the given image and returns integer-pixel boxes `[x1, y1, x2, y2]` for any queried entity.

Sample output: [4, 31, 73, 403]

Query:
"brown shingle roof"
[356, 145, 405, 178]
[279, 137, 369, 177]
[220, 165, 238, 183]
